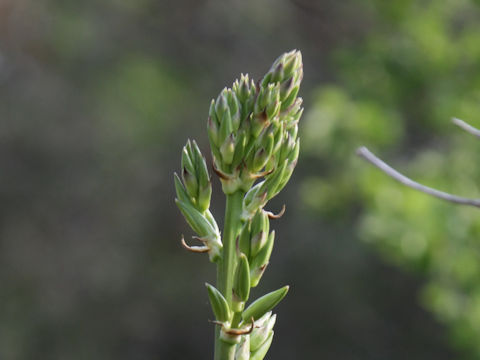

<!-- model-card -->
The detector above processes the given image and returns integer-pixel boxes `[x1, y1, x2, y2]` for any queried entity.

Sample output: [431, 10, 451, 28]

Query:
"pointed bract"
[250, 231, 275, 287]
[233, 253, 251, 304]
[206, 283, 231, 323]
[242, 286, 289, 321]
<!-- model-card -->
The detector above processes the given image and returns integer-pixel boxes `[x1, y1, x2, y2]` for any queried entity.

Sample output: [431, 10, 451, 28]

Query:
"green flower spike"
[175, 50, 303, 360]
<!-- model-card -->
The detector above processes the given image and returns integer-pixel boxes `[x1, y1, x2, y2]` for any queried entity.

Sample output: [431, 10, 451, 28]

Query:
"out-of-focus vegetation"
[302, 0, 480, 357]
[0, 0, 475, 358]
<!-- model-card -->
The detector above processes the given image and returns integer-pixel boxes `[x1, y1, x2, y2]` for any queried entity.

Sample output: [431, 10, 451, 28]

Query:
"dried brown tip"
[250, 167, 275, 180]
[181, 235, 209, 253]
[222, 318, 255, 335]
[266, 204, 286, 219]
[209, 320, 224, 326]
[212, 161, 231, 180]
[192, 235, 209, 244]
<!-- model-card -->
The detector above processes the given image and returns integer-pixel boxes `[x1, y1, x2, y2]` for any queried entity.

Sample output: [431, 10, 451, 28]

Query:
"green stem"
[214, 190, 245, 360]
[215, 340, 236, 360]
[231, 312, 243, 329]
[219, 191, 244, 302]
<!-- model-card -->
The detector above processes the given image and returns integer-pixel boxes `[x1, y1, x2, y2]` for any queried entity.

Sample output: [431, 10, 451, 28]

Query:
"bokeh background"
[2, 0, 480, 359]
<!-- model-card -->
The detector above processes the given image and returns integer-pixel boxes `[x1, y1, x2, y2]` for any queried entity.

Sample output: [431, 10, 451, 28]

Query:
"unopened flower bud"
[233, 253, 251, 307]
[276, 153, 299, 196]
[280, 85, 300, 111]
[250, 331, 274, 360]
[284, 50, 301, 76]
[278, 133, 296, 165]
[262, 160, 287, 201]
[254, 84, 279, 116]
[271, 123, 284, 157]
[270, 62, 284, 83]
[250, 231, 274, 287]
[250, 211, 269, 257]
[242, 182, 268, 220]
[252, 148, 269, 173]
[197, 181, 212, 214]
[219, 110, 233, 146]
[242, 285, 289, 321]
[288, 138, 300, 164]
[175, 199, 218, 240]
[207, 115, 220, 148]
[234, 335, 250, 360]
[266, 99, 281, 120]
[287, 122, 298, 141]
[250, 313, 276, 352]
[220, 134, 236, 165]
[260, 50, 303, 115]
[215, 88, 230, 120]
[233, 73, 256, 124]
[238, 222, 251, 258]
[182, 167, 198, 200]
[178, 140, 212, 212]
[261, 50, 302, 87]
[226, 88, 241, 131]
[251, 111, 269, 139]
[280, 77, 295, 101]
[233, 74, 252, 102]
[206, 283, 231, 323]
[181, 142, 196, 174]
[231, 131, 247, 167]
[282, 97, 303, 130]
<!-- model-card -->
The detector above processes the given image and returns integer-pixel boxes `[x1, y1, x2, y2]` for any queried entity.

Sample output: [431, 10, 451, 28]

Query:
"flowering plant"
[174, 50, 303, 360]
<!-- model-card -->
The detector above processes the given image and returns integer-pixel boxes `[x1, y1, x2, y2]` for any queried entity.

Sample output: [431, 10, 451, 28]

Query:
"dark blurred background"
[2, 0, 480, 359]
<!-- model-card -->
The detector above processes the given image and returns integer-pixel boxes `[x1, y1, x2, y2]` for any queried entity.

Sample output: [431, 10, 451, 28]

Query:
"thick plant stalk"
[220, 192, 245, 304]
[174, 50, 303, 360]
[215, 191, 244, 360]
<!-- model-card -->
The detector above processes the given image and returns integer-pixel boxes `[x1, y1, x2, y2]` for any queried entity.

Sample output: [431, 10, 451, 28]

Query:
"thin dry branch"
[452, 117, 480, 138]
[356, 146, 480, 208]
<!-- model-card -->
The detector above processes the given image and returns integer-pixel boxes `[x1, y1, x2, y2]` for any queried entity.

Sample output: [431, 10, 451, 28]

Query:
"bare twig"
[452, 117, 480, 138]
[356, 146, 480, 208]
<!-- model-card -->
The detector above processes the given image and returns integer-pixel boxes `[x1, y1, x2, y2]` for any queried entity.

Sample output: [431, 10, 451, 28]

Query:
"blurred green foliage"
[302, 0, 480, 357]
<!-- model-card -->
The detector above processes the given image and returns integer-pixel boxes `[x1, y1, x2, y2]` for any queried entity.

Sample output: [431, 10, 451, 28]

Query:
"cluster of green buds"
[175, 50, 303, 360]
[174, 140, 221, 261]
[235, 312, 277, 360]
[208, 50, 302, 199]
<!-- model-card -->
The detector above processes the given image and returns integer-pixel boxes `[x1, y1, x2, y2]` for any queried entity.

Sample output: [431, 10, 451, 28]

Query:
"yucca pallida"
[174, 50, 303, 360]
